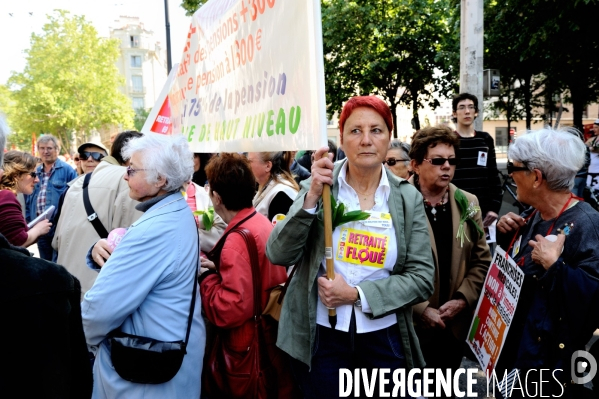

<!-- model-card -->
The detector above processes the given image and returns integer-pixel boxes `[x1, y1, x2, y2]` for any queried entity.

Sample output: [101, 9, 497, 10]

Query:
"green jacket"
[266, 160, 435, 369]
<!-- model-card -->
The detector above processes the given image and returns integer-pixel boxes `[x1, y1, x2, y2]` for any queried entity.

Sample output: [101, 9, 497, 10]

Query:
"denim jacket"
[25, 159, 77, 222]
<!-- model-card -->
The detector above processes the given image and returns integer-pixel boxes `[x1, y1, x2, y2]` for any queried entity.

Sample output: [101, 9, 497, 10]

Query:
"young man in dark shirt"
[451, 93, 503, 227]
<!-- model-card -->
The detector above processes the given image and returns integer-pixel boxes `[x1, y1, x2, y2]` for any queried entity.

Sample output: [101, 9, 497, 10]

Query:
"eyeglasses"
[126, 166, 149, 177]
[507, 161, 529, 174]
[456, 105, 476, 111]
[383, 158, 409, 167]
[424, 157, 459, 166]
[79, 152, 105, 161]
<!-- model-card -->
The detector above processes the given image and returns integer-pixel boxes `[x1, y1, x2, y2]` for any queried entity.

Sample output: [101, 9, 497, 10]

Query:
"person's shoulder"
[92, 161, 126, 179]
[451, 184, 478, 202]
[0, 250, 76, 298]
[475, 131, 495, 142]
[0, 189, 17, 202]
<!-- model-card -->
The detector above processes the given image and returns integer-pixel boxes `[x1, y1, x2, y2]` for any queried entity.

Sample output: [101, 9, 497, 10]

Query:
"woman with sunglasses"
[78, 142, 108, 174]
[267, 96, 434, 397]
[0, 151, 52, 247]
[408, 126, 491, 394]
[495, 128, 599, 397]
[384, 139, 411, 179]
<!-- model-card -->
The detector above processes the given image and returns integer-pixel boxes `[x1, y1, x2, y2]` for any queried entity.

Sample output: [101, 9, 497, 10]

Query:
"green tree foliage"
[7, 10, 134, 150]
[134, 107, 152, 131]
[180, 0, 207, 15]
[484, 0, 599, 131]
[322, 0, 454, 136]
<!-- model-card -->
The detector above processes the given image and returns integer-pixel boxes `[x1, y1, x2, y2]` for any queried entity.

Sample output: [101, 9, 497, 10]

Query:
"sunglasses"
[126, 166, 149, 177]
[79, 151, 105, 161]
[506, 161, 529, 174]
[424, 157, 459, 166]
[383, 158, 409, 167]
[28, 171, 37, 178]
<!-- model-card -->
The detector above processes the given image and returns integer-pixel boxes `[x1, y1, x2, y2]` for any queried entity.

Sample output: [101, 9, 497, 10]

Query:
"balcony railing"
[129, 86, 146, 94]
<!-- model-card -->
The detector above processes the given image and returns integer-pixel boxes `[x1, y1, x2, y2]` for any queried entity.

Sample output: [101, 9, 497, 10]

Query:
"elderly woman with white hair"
[81, 134, 205, 398]
[496, 127, 599, 398]
[384, 139, 411, 179]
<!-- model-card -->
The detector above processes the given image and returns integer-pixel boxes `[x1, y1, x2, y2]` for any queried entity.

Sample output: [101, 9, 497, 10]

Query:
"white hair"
[37, 134, 61, 151]
[509, 127, 586, 191]
[122, 134, 194, 192]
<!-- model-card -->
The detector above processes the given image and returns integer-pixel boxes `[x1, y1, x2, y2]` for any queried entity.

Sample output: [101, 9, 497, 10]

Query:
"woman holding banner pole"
[495, 127, 599, 397]
[266, 96, 435, 397]
[407, 126, 491, 396]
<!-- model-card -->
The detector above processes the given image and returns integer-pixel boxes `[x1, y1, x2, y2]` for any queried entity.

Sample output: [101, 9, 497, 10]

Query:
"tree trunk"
[390, 102, 398, 139]
[522, 75, 533, 130]
[569, 80, 586, 133]
[412, 96, 420, 132]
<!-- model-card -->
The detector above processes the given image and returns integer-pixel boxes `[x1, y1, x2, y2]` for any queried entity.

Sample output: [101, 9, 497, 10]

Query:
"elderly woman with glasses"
[407, 126, 490, 394]
[0, 151, 52, 247]
[81, 134, 205, 399]
[496, 128, 599, 397]
[384, 139, 411, 179]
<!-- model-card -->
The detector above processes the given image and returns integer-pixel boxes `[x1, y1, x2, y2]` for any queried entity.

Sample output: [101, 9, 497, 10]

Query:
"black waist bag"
[109, 331, 187, 384]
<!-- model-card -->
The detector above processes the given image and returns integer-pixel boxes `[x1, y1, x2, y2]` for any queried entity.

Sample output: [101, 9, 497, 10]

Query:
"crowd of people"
[1, 94, 598, 399]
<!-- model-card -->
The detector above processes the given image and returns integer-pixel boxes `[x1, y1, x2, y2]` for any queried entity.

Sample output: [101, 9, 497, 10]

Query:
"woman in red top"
[199, 153, 297, 398]
[0, 151, 51, 247]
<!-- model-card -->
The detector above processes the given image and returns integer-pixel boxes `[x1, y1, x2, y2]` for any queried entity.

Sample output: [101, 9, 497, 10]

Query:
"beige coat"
[409, 180, 491, 341]
[52, 161, 142, 294]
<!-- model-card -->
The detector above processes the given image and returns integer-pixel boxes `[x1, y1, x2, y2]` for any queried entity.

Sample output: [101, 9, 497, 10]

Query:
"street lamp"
[164, 0, 172, 73]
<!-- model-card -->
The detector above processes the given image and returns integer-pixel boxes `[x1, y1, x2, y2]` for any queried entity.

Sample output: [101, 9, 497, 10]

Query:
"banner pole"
[322, 156, 336, 329]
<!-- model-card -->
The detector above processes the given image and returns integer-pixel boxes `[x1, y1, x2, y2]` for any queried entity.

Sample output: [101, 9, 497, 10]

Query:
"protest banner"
[467, 246, 525, 373]
[141, 64, 179, 136]
[167, 0, 327, 152]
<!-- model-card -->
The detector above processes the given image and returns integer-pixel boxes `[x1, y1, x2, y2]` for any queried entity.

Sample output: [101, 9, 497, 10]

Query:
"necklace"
[353, 187, 377, 200]
[347, 177, 377, 200]
[423, 189, 448, 222]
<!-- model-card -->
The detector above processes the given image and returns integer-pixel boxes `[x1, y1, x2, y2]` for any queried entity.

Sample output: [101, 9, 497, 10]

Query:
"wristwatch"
[354, 288, 362, 309]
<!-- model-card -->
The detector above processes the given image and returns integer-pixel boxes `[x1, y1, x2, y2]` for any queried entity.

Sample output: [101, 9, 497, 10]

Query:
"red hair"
[338, 96, 393, 135]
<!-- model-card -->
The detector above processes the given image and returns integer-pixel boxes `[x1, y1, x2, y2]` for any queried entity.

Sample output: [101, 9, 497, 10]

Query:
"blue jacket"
[81, 192, 205, 398]
[25, 158, 77, 222]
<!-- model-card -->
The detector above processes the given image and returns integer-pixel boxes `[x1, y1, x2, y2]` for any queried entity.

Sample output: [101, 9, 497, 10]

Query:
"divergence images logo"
[571, 350, 597, 385]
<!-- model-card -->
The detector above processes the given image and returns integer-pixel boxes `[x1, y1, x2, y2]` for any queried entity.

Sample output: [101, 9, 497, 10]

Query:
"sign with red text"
[141, 64, 179, 135]
[467, 246, 524, 373]
[170, 0, 327, 152]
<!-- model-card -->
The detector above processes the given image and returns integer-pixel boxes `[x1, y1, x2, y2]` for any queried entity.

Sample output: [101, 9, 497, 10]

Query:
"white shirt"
[310, 163, 398, 333]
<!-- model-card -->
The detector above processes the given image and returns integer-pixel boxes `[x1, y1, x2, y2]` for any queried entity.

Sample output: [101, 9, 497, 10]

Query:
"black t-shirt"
[452, 131, 502, 216]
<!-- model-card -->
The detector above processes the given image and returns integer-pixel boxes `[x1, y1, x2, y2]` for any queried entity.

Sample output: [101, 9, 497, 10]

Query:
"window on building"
[130, 35, 140, 48]
[132, 97, 144, 109]
[495, 127, 509, 155]
[131, 55, 142, 68]
[132, 76, 143, 92]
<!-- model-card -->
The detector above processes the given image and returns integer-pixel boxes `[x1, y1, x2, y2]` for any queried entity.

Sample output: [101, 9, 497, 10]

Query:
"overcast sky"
[1, 0, 192, 84]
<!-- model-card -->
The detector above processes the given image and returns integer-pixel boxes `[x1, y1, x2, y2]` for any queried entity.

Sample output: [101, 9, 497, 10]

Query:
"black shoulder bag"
[108, 220, 200, 384]
[83, 172, 109, 238]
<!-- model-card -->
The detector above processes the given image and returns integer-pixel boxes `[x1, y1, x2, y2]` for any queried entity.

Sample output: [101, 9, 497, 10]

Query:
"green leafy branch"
[454, 189, 484, 247]
[193, 206, 215, 231]
[319, 195, 370, 230]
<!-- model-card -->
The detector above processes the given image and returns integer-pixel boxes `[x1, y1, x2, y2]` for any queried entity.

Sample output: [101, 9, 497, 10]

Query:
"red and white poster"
[467, 246, 524, 373]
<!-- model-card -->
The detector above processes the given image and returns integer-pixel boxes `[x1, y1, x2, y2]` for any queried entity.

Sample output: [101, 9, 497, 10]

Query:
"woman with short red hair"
[267, 96, 435, 397]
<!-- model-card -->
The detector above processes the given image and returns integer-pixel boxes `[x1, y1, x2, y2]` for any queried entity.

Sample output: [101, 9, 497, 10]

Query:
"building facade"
[110, 16, 168, 116]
